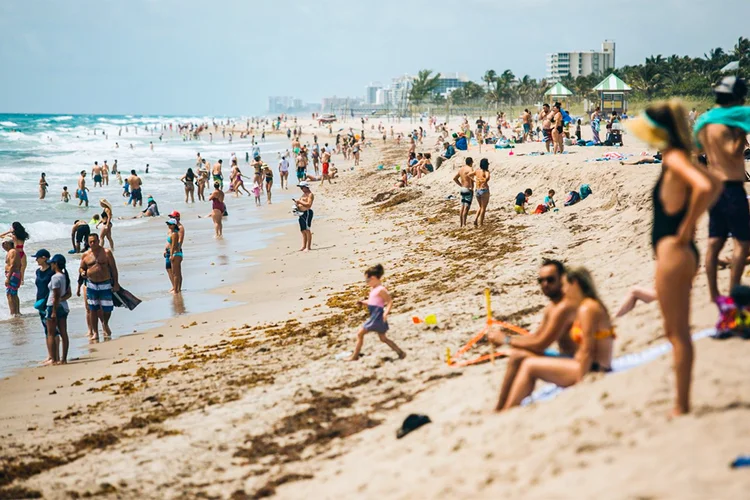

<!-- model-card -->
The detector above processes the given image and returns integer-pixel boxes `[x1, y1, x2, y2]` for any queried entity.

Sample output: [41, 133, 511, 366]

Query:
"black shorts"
[75, 225, 90, 244]
[709, 181, 750, 241]
[298, 209, 314, 232]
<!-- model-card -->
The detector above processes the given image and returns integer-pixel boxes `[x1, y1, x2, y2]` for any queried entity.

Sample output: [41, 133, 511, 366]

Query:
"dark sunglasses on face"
[537, 276, 556, 284]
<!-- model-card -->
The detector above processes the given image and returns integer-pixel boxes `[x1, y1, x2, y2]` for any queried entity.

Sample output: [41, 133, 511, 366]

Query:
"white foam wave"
[22, 221, 72, 243]
[51, 116, 73, 122]
[0, 121, 18, 127]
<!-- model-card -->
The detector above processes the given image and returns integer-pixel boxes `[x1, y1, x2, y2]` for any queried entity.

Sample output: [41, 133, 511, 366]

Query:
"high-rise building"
[435, 72, 469, 97]
[365, 82, 382, 105]
[546, 40, 616, 82]
[267, 96, 294, 113]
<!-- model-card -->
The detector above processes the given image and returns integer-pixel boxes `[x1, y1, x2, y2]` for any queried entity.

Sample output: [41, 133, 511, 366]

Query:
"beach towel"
[693, 106, 750, 148]
[602, 151, 625, 160]
[563, 191, 580, 206]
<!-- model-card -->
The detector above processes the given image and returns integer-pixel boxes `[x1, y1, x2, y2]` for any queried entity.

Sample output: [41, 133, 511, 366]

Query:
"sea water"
[0, 114, 291, 376]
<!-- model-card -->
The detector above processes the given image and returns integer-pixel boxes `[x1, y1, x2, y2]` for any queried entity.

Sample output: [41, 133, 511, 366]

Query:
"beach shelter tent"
[544, 82, 573, 108]
[593, 74, 632, 114]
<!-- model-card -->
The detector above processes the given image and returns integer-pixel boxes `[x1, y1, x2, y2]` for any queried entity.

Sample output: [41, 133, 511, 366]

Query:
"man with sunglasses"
[490, 258, 577, 411]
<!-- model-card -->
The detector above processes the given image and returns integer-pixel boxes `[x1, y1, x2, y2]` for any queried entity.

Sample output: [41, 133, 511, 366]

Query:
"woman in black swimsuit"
[181, 168, 196, 203]
[628, 101, 720, 416]
[98, 199, 114, 250]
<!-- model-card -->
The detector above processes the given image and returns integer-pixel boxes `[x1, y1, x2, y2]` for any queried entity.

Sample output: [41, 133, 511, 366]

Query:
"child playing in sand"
[514, 188, 532, 214]
[61, 186, 70, 203]
[544, 189, 556, 209]
[252, 182, 261, 206]
[348, 264, 406, 361]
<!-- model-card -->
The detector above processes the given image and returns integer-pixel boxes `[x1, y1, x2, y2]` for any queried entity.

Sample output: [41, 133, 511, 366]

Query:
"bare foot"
[347, 356, 360, 362]
[42, 359, 54, 366]
[398, 351, 407, 360]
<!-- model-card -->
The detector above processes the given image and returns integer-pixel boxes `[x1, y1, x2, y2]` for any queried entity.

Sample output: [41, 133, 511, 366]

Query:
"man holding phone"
[294, 182, 315, 252]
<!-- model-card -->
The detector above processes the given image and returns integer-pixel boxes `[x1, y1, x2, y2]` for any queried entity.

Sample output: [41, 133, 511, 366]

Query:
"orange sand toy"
[446, 289, 529, 368]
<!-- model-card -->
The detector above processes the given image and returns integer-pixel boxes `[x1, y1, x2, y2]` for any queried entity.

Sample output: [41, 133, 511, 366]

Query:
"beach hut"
[593, 74, 632, 114]
[544, 82, 573, 108]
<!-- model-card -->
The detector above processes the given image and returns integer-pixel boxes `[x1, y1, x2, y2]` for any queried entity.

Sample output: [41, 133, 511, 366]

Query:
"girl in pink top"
[348, 264, 406, 361]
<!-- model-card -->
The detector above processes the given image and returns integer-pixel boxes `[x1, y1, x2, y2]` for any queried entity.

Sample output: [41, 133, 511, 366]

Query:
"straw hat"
[626, 113, 670, 150]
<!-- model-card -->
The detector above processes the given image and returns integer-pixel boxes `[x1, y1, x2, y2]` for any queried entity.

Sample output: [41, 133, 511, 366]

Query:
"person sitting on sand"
[489, 259, 577, 410]
[544, 189, 556, 209]
[514, 189, 532, 214]
[454, 132, 468, 151]
[395, 169, 408, 189]
[499, 267, 615, 410]
[348, 264, 406, 361]
[434, 141, 456, 170]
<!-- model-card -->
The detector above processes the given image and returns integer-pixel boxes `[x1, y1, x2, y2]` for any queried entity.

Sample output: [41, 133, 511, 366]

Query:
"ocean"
[0, 113, 292, 376]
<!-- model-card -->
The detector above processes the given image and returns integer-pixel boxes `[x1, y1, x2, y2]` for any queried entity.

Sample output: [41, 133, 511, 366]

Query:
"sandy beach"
[1, 117, 749, 499]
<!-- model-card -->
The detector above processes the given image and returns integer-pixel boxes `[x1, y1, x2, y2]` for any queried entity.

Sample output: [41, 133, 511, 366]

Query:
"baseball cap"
[169, 210, 181, 218]
[714, 76, 747, 99]
[166, 218, 178, 225]
[297, 182, 310, 189]
[32, 249, 51, 259]
[49, 254, 66, 266]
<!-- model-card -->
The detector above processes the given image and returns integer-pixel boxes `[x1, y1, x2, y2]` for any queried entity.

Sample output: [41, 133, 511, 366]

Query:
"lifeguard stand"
[593, 73, 631, 114]
[544, 82, 573, 109]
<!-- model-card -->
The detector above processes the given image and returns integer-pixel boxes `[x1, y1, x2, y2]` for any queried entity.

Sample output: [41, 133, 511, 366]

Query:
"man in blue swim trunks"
[489, 259, 577, 411]
[80, 234, 119, 339]
[77, 170, 89, 207]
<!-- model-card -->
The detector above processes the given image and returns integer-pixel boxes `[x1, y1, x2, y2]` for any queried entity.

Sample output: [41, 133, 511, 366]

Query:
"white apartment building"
[546, 40, 615, 82]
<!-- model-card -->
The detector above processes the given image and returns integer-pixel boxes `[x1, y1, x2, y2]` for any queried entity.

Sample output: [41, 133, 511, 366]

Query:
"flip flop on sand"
[396, 414, 431, 439]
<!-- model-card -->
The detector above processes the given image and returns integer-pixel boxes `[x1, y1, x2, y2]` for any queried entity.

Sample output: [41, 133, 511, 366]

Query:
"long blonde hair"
[565, 267, 608, 313]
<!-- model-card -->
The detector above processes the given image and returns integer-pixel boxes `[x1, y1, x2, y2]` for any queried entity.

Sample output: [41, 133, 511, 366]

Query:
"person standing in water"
[91, 161, 103, 188]
[197, 160, 209, 201]
[80, 233, 120, 340]
[181, 168, 196, 203]
[77, 170, 89, 207]
[694, 77, 750, 305]
[165, 219, 183, 294]
[102, 161, 109, 186]
[263, 163, 273, 204]
[473, 158, 491, 227]
[39, 173, 49, 199]
[348, 264, 406, 361]
[98, 199, 114, 250]
[207, 182, 225, 238]
[453, 157, 474, 228]
[295, 182, 314, 252]
[3, 240, 21, 317]
[128, 170, 143, 207]
[45, 254, 71, 364]
[628, 100, 720, 416]
[212, 159, 224, 190]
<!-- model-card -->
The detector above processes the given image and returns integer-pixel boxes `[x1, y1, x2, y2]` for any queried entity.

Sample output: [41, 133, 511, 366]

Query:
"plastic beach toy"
[377, 165, 384, 170]
[412, 314, 437, 325]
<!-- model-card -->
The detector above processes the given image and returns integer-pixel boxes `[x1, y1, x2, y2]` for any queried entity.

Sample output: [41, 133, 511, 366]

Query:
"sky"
[0, 0, 747, 115]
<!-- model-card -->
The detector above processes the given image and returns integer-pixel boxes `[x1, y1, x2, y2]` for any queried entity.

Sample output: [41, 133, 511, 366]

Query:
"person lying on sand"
[348, 264, 406, 361]
[489, 259, 577, 411]
[499, 267, 615, 410]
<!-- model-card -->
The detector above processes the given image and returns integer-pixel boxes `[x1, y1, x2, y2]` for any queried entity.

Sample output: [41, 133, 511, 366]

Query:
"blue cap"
[49, 254, 66, 266]
[32, 249, 51, 259]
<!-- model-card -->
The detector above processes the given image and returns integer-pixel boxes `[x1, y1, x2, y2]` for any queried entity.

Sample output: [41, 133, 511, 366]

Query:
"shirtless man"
[296, 148, 308, 184]
[77, 170, 89, 207]
[80, 234, 119, 339]
[102, 160, 110, 186]
[294, 182, 315, 252]
[489, 259, 577, 411]
[91, 161, 103, 188]
[71, 219, 91, 253]
[538, 104, 552, 152]
[522, 109, 532, 142]
[321, 148, 332, 184]
[453, 157, 475, 228]
[128, 170, 143, 207]
[212, 159, 224, 190]
[696, 77, 750, 304]
[3, 240, 21, 317]
[552, 102, 564, 154]
[278, 155, 290, 190]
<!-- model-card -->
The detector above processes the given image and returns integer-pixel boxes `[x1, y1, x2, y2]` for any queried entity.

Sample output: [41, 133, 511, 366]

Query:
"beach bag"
[580, 184, 592, 199]
[715, 286, 750, 339]
[563, 191, 580, 207]
[533, 204, 548, 214]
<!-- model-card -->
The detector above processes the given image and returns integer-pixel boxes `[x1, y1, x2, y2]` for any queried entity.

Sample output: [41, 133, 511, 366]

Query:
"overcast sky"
[0, 0, 747, 115]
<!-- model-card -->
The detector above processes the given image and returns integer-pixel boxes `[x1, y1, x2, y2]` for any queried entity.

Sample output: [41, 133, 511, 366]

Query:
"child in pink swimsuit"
[348, 264, 406, 361]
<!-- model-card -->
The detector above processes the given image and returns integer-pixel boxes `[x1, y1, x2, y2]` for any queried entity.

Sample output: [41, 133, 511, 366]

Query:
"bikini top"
[570, 321, 616, 344]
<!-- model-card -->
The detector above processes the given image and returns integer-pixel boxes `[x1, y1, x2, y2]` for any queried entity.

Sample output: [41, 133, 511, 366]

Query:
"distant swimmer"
[128, 169, 143, 207]
[71, 219, 91, 253]
[39, 172, 49, 199]
[61, 186, 70, 203]
[453, 157, 475, 228]
[91, 161, 103, 188]
[212, 159, 224, 190]
[80, 233, 120, 340]
[76, 170, 89, 207]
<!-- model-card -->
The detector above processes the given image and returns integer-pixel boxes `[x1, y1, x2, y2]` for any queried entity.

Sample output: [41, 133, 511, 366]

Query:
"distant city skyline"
[1, 0, 748, 115]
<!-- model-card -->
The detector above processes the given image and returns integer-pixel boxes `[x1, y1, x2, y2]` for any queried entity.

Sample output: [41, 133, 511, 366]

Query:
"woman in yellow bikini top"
[500, 266, 616, 410]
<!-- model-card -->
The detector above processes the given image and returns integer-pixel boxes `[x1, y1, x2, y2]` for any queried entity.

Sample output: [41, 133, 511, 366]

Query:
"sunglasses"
[537, 276, 557, 284]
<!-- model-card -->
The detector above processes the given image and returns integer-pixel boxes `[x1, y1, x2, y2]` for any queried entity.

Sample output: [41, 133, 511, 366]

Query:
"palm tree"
[408, 69, 442, 106]
[483, 70, 497, 92]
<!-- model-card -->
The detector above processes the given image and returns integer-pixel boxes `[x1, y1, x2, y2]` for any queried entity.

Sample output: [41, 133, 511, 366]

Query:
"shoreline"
[1, 120, 749, 498]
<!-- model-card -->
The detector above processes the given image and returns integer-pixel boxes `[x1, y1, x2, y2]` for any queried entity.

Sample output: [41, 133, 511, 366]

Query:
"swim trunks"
[542, 129, 552, 143]
[709, 181, 750, 241]
[296, 168, 306, 181]
[298, 209, 314, 232]
[75, 224, 91, 246]
[5, 272, 20, 295]
[523, 123, 530, 134]
[212, 174, 223, 182]
[322, 162, 329, 176]
[131, 188, 143, 202]
[77, 189, 88, 202]
[86, 279, 114, 312]
[460, 187, 473, 207]
[514, 205, 525, 214]
[94, 174, 102, 183]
